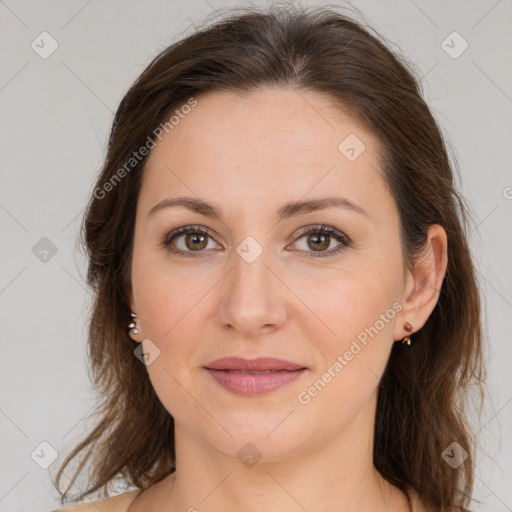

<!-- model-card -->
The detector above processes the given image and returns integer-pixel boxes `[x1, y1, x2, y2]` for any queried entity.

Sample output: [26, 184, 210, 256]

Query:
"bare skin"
[126, 87, 447, 512]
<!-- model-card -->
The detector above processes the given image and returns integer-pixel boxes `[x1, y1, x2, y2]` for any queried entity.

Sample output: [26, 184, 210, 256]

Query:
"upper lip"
[204, 357, 306, 371]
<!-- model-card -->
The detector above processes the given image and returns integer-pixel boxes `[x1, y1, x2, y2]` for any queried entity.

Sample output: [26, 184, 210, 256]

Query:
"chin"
[201, 411, 309, 461]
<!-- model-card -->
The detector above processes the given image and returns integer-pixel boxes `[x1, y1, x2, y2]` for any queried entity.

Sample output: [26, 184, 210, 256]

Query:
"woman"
[50, 4, 485, 511]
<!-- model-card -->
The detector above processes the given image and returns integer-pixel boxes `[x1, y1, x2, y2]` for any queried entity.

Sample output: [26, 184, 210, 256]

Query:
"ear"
[395, 224, 448, 340]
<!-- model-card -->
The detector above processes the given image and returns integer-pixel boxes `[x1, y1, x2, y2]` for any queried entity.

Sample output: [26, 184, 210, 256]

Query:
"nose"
[217, 242, 287, 337]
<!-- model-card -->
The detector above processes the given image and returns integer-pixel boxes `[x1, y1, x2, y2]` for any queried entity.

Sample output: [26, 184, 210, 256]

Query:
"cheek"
[132, 247, 208, 338]
[299, 266, 398, 341]
[295, 280, 398, 426]
[143, 359, 203, 432]
[130, 263, 194, 402]
[298, 263, 400, 390]
[139, 306, 203, 423]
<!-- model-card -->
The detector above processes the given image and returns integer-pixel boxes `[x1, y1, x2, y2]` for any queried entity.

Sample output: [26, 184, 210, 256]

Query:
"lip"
[204, 357, 307, 396]
[204, 357, 305, 371]
[205, 368, 307, 396]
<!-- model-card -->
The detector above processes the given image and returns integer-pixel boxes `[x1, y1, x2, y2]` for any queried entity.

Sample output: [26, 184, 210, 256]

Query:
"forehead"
[139, 87, 389, 220]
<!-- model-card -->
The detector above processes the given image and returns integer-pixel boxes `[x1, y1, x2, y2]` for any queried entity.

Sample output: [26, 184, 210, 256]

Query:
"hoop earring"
[401, 321, 413, 345]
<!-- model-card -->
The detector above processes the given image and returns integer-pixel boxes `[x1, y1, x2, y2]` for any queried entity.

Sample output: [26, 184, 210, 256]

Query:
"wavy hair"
[52, 3, 486, 510]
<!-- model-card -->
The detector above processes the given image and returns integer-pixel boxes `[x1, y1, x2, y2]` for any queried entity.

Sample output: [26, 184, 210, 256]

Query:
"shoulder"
[50, 489, 142, 512]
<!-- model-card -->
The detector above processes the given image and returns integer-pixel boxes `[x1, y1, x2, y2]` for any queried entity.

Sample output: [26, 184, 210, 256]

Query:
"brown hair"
[52, 3, 486, 510]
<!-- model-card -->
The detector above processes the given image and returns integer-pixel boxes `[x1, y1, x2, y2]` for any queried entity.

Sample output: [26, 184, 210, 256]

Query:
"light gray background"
[1, 0, 511, 510]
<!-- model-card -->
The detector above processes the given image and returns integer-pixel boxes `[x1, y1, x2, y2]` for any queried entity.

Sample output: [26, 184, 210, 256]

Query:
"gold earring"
[401, 321, 413, 345]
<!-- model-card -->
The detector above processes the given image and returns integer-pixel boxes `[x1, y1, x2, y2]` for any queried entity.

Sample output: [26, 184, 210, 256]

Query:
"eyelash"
[161, 224, 352, 259]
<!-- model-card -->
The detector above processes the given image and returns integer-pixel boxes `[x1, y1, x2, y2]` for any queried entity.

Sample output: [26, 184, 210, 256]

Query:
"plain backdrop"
[1, 0, 511, 510]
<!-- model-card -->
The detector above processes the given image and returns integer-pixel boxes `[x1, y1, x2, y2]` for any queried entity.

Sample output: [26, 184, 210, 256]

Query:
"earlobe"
[396, 224, 448, 339]
[127, 289, 144, 342]
[127, 312, 143, 343]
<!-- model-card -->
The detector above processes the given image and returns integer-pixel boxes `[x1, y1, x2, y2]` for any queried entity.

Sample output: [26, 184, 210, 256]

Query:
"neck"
[154, 393, 410, 512]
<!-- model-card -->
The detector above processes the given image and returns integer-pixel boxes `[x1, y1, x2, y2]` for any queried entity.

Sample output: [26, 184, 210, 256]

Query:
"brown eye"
[183, 232, 208, 251]
[162, 224, 351, 259]
[292, 225, 351, 258]
[162, 226, 217, 258]
[306, 232, 330, 251]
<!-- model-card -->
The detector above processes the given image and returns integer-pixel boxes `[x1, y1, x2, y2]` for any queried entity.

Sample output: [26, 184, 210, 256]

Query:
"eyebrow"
[147, 196, 369, 222]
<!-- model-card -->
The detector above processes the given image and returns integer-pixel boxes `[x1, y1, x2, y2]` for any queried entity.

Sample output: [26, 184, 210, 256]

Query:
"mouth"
[211, 369, 285, 374]
[204, 368, 307, 395]
[204, 356, 306, 372]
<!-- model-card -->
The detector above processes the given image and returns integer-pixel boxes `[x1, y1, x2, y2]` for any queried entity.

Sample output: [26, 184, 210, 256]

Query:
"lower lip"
[204, 368, 306, 396]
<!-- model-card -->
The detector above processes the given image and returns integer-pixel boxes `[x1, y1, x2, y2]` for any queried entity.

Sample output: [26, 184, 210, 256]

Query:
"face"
[129, 87, 409, 462]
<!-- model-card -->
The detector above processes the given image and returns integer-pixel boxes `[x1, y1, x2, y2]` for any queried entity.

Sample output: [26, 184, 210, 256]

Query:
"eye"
[290, 224, 351, 258]
[161, 224, 352, 258]
[161, 225, 220, 258]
